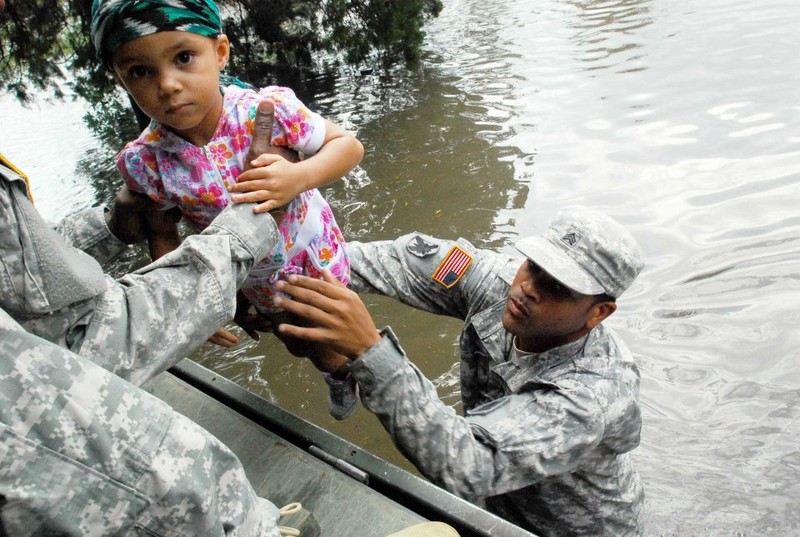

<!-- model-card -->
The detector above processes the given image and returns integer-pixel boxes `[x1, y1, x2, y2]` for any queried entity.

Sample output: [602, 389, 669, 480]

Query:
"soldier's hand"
[229, 99, 300, 217]
[274, 271, 382, 361]
[232, 290, 276, 341]
[106, 186, 152, 244]
[244, 99, 275, 168]
[243, 99, 300, 167]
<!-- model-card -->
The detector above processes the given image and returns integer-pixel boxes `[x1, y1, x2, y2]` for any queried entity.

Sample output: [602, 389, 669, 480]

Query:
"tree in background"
[0, 0, 442, 140]
[0, 0, 88, 102]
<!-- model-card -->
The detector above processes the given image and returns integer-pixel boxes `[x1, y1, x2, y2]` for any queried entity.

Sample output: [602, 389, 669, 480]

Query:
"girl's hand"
[208, 326, 240, 348]
[228, 99, 302, 213]
[229, 155, 307, 213]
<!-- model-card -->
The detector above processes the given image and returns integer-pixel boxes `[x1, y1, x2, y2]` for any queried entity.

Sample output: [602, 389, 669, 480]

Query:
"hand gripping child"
[91, 0, 364, 419]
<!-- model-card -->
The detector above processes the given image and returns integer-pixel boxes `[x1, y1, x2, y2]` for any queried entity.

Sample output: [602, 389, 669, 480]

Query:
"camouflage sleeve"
[0, 309, 280, 537]
[347, 233, 504, 319]
[54, 205, 128, 265]
[351, 330, 606, 501]
[75, 203, 279, 386]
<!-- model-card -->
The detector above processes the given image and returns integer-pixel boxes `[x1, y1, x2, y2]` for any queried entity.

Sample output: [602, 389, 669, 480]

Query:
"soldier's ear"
[586, 300, 616, 330]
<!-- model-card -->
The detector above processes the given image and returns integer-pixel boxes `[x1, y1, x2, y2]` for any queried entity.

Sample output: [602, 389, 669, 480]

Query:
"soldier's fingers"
[276, 322, 331, 345]
[276, 302, 379, 359]
[273, 298, 336, 333]
[273, 292, 327, 319]
[320, 269, 347, 288]
[208, 337, 233, 347]
[278, 276, 346, 309]
[285, 272, 349, 295]
[244, 99, 275, 168]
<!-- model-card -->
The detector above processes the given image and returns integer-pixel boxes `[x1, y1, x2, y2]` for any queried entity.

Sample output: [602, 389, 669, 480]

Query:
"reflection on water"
[3, 0, 800, 533]
[567, 0, 653, 72]
[209, 0, 800, 533]
[0, 98, 101, 219]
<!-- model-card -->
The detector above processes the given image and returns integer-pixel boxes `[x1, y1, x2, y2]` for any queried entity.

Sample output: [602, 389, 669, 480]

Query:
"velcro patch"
[432, 245, 473, 288]
[406, 234, 440, 258]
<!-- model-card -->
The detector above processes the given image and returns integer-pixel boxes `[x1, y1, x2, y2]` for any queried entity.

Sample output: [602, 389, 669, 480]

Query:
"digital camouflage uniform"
[347, 233, 645, 537]
[0, 160, 283, 536]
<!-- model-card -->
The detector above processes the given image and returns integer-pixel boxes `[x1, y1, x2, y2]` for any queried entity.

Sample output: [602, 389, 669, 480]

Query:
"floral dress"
[116, 85, 349, 312]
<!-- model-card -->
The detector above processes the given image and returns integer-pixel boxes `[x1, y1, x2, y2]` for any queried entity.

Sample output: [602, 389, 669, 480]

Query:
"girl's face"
[112, 31, 230, 146]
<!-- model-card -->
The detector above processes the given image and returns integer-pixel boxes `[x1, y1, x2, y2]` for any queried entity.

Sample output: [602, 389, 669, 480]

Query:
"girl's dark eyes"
[176, 51, 193, 64]
[128, 66, 149, 79]
[122, 52, 192, 79]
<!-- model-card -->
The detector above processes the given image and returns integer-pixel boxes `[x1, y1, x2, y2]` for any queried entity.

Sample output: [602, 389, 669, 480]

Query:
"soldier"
[0, 142, 299, 530]
[0, 154, 462, 537]
[274, 208, 647, 536]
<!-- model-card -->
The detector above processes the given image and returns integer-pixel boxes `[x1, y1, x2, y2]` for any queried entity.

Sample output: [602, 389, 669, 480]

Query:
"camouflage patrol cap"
[514, 208, 644, 298]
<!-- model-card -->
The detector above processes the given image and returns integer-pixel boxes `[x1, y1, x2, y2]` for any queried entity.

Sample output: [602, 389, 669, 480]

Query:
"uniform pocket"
[0, 426, 150, 536]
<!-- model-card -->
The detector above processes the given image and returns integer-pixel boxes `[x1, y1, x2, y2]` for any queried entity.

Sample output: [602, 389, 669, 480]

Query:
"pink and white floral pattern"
[116, 85, 349, 311]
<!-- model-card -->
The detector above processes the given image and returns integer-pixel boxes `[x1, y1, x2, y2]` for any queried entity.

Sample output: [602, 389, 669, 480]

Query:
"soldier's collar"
[0, 153, 34, 203]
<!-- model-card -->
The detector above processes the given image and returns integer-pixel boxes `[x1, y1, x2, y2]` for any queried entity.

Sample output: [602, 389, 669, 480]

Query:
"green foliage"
[0, 0, 441, 142]
[0, 0, 442, 103]
[321, 0, 443, 64]
[0, 0, 87, 102]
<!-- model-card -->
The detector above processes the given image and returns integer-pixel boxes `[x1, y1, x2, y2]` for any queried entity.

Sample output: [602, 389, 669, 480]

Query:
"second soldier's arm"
[0, 309, 282, 536]
[347, 233, 515, 319]
[75, 202, 279, 385]
[275, 271, 608, 503]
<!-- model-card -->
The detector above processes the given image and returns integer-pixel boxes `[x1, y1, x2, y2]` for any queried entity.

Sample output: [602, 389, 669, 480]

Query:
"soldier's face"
[503, 260, 613, 353]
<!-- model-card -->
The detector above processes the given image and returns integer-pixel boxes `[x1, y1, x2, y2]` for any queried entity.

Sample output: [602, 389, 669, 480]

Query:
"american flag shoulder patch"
[432, 245, 473, 288]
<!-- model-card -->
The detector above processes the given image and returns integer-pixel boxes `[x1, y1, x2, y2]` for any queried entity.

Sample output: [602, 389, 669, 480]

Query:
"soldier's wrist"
[337, 327, 388, 372]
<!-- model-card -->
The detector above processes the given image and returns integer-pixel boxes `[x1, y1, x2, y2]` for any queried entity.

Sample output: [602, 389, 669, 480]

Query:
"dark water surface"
[3, 0, 800, 534]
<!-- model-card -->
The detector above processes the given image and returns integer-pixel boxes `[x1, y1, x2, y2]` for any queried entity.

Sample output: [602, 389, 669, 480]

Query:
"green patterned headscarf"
[91, 0, 223, 68]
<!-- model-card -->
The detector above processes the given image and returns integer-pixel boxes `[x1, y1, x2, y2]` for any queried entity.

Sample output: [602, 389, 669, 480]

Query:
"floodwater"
[3, 0, 800, 534]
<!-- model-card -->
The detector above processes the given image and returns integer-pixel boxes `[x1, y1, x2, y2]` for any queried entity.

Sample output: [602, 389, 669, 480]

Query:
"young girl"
[91, 0, 363, 419]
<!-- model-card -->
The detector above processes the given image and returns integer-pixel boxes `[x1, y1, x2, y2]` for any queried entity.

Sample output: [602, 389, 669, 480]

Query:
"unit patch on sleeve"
[406, 234, 440, 258]
[432, 245, 473, 288]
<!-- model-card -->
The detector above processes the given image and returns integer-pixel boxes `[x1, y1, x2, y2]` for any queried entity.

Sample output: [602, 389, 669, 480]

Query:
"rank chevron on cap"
[432, 245, 473, 288]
